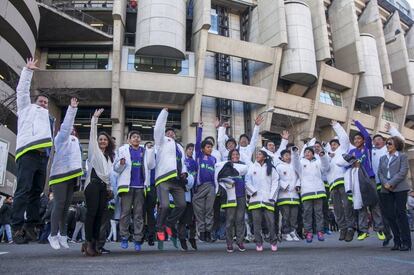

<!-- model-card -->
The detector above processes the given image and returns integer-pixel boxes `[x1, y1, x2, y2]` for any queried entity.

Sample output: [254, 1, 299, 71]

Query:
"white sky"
[408, 0, 414, 8]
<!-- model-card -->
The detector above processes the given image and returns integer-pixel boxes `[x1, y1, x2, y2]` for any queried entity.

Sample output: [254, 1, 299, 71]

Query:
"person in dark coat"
[0, 196, 13, 243]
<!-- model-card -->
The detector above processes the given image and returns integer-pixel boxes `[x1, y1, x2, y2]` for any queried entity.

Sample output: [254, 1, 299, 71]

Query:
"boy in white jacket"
[276, 149, 301, 242]
[113, 131, 155, 252]
[294, 147, 329, 243]
[246, 150, 279, 252]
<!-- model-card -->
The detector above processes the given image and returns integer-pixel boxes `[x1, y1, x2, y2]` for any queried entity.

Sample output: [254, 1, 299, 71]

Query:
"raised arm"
[246, 115, 264, 157]
[88, 109, 103, 162]
[319, 152, 330, 174]
[331, 120, 350, 152]
[385, 122, 405, 141]
[17, 58, 39, 113]
[195, 123, 203, 160]
[275, 130, 289, 158]
[354, 120, 372, 151]
[55, 98, 78, 145]
[217, 124, 229, 159]
[292, 149, 302, 176]
[154, 108, 168, 147]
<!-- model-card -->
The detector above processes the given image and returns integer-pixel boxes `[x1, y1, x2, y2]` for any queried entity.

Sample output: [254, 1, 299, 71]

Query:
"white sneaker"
[57, 234, 69, 249]
[48, 235, 61, 250]
[283, 233, 294, 241]
[290, 231, 300, 242]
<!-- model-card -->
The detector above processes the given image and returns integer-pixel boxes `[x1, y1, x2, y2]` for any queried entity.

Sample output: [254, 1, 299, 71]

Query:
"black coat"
[0, 203, 12, 225]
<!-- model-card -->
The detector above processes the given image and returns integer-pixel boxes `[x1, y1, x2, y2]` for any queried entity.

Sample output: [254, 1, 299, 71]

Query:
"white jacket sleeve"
[55, 105, 77, 146]
[246, 125, 260, 158]
[113, 146, 126, 174]
[275, 138, 288, 159]
[217, 127, 229, 160]
[270, 168, 280, 201]
[145, 147, 156, 170]
[319, 153, 330, 174]
[333, 122, 350, 153]
[154, 109, 168, 147]
[186, 174, 195, 192]
[245, 166, 258, 196]
[16, 67, 33, 113]
[234, 163, 248, 176]
[292, 151, 302, 177]
[389, 126, 405, 141]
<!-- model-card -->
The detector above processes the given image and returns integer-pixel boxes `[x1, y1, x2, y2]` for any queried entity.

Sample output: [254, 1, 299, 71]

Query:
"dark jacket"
[75, 204, 87, 223]
[378, 152, 410, 193]
[0, 203, 12, 225]
[42, 199, 54, 223]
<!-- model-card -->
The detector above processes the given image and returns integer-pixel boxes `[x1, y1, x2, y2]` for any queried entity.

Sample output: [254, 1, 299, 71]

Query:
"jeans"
[72, 221, 85, 241]
[0, 224, 12, 241]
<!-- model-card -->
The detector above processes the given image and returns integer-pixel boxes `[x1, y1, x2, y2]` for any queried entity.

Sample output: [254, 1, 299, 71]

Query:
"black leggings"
[84, 178, 107, 242]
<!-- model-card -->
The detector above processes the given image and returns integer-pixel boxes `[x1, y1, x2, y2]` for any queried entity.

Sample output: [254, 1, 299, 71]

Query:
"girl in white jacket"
[215, 149, 248, 253]
[294, 147, 329, 243]
[276, 149, 301, 242]
[245, 150, 279, 252]
[48, 98, 82, 250]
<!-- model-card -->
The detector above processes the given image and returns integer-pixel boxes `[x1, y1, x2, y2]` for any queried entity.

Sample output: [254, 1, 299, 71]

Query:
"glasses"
[386, 142, 394, 146]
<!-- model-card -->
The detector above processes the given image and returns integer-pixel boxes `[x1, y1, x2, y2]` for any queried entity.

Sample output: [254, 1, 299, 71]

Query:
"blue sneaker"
[324, 228, 332, 235]
[121, 238, 128, 249]
[134, 241, 141, 252]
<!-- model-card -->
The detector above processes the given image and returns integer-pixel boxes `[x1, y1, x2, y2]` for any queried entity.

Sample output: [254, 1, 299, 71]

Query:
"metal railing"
[37, 0, 113, 35]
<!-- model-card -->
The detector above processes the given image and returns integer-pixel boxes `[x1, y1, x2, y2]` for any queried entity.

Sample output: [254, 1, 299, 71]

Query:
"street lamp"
[258, 107, 275, 117]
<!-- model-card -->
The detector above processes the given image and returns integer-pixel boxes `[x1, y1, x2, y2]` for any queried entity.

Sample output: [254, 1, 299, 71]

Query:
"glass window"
[354, 101, 372, 115]
[319, 89, 342, 107]
[382, 108, 394, 122]
[209, 9, 218, 34]
[47, 50, 109, 70]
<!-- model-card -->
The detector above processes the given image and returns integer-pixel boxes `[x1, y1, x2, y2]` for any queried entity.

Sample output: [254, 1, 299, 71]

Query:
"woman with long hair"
[245, 150, 279, 252]
[82, 109, 114, 256]
[48, 98, 83, 250]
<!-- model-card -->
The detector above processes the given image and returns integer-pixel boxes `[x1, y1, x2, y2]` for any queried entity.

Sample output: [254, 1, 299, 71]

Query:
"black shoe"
[179, 239, 188, 251]
[13, 229, 28, 244]
[399, 244, 412, 251]
[391, 243, 400, 251]
[344, 229, 354, 242]
[383, 236, 392, 247]
[205, 232, 212, 243]
[99, 247, 111, 254]
[23, 225, 37, 242]
[339, 230, 347, 241]
[199, 232, 206, 242]
[148, 237, 155, 246]
[189, 238, 197, 250]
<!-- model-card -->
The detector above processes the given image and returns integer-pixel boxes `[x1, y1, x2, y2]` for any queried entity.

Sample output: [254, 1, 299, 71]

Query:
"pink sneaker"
[271, 244, 278, 252]
[306, 232, 313, 243]
[317, 231, 325, 241]
[256, 244, 263, 252]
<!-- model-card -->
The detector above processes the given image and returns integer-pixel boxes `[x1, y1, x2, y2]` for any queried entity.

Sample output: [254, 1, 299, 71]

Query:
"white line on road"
[373, 256, 414, 265]
[0, 252, 9, 255]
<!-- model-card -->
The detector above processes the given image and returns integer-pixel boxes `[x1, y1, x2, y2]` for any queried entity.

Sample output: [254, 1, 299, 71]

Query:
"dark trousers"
[12, 151, 49, 229]
[380, 192, 412, 248]
[97, 204, 111, 249]
[144, 187, 157, 240]
[178, 203, 196, 240]
[156, 181, 186, 230]
[84, 179, 107, 241]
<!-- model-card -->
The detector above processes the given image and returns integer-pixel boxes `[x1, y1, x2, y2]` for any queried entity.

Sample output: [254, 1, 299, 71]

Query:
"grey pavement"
[0, 232, 413, 275]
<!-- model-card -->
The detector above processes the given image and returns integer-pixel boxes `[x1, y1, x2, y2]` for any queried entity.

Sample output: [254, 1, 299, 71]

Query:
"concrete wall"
[357, 34, 384, 106]
[256, 0, 287, 47]
[135, 0, 187, 59]
[280, 1, 317, 85]
[328, 0, 365, 74]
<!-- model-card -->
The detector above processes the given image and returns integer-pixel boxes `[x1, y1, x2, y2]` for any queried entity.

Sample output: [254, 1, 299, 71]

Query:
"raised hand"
[384, 122, 391, 132]
[198, 121, 204, 128]
[70, 98, 79, 108]
[255, 114, 264, 126]
[214, 117, 221, 128]
[163, 108, 169, 112]
[330, 120, 337, 126]
[281, 130, 289, 140]
[93, 108, 104, 118]
[26, 58, 39, 70]
[223, 121, 231, 128]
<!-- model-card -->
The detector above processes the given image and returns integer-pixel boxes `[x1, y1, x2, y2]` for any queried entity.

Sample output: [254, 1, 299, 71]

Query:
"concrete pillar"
[358, 0, 393, 86]
[328, 0, 364, 74]
[111, 0, 126, 145]
[256, 0, 287, 47]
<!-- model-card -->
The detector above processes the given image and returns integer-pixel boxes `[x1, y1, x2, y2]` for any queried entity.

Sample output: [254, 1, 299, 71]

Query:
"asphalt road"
[0, 233, 413, 275]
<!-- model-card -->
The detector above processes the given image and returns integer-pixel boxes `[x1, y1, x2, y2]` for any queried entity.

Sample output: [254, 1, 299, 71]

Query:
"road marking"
[373, 256, 414, 265]
[0, 252, 9, 255]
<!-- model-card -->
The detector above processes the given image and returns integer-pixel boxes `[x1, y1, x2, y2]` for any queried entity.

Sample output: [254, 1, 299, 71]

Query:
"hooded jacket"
[113, 144, 155, 195]
[49, 105, 83, 185]
[15, 67, 53, 160]
[245, 161, 279, 211]
[215, 161, 248, 208]
[153, 109, 187, 186]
